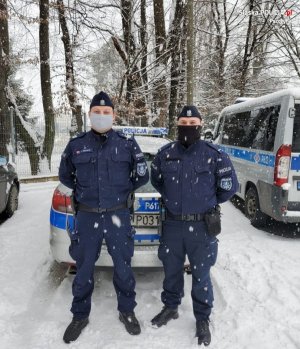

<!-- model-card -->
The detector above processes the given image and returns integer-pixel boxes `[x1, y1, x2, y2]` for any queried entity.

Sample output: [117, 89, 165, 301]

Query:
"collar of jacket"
[90, 128, 114, 142]
[176, 139, 203, 153]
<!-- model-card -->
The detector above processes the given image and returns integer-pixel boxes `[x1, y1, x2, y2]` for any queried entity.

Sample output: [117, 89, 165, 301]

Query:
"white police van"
[50, 127, 170, 267]
[213, 88, 300, 227]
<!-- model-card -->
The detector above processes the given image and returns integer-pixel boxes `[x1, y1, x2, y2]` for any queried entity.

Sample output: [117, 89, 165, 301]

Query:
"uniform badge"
[137, 162, 147, 176]
[100, 99, 105, 105]
[187, 109, 192, 116]
[220, 177, 232, 191]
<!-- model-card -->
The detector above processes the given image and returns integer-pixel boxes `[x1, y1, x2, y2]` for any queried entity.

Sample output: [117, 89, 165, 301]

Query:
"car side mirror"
[204, 131, 213, 141]
[0, 156, 7, 166]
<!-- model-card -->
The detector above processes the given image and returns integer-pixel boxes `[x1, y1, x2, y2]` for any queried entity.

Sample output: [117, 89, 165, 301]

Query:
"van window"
[214, 116, 224, 140]
[248, 105, 280, 151]
[292, 104, 300, 152]
[222, 112, 250, 146]
[221, 105, 280, 150]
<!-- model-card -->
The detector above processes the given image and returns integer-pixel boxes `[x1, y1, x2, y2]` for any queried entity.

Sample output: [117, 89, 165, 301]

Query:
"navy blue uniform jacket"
[151, 140, 238, 215]
[59, 129, 149, 209]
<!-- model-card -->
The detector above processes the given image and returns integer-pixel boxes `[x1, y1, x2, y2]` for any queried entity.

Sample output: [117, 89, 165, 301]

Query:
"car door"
[0, 156, 8, 213]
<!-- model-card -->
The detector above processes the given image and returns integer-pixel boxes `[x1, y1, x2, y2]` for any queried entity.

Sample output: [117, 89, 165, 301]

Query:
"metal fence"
[0, 110, 88, 178]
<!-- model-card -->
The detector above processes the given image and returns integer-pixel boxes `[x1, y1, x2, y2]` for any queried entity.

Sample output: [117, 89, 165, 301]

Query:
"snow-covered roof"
[221, 88, 300, 115]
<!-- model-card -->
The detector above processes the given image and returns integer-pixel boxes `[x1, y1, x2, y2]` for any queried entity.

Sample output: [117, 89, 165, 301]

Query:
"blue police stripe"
[218, 145, 275, 167]
[135, 197, 160, 213]
[291, 156, 300, 171]
[50, 208, 68, 229]
[50, 208, 160, 241]
[219, 145, 300, 171]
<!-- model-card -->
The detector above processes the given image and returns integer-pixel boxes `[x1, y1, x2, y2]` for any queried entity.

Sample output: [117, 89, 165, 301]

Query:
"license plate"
[297, 181, 300, 191]
[131, 214, 159, 227]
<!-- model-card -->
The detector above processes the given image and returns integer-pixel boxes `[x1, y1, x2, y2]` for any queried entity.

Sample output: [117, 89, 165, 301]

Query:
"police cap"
[90, 91, 114, 110]
[178, 105, 202, 119]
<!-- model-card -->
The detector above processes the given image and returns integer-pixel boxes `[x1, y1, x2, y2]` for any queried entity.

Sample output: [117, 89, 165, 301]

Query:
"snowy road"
[0, 182, 299, 349]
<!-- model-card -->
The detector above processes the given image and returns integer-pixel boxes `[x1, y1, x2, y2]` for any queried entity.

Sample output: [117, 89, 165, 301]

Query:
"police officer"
[150, 106, 238, 346]
[59, 91, 149, 343]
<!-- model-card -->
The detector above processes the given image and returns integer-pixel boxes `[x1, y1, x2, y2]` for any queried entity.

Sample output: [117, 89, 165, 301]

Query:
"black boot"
[119, 312, 141, 335]
[151, 306, 179, 327]
[196, 320, 211, 346]
[63, 317, 89, 343]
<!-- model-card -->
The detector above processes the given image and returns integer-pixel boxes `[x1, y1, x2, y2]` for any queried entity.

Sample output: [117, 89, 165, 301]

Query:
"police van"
[213, 88, 300, 227]
[50, 127, 170, 267]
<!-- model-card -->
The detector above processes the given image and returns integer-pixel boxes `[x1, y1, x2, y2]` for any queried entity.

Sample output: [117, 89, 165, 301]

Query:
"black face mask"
[177, 125, 202, 147]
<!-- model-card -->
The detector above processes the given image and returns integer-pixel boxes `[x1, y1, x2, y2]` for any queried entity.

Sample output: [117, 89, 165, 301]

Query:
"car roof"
[135, 136, 170, 155]
[221, 88, 300, 115]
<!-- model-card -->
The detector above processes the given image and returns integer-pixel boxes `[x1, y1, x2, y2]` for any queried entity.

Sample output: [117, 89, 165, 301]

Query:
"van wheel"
[245, 187, 268, 227]
[5, 183, 19, 218]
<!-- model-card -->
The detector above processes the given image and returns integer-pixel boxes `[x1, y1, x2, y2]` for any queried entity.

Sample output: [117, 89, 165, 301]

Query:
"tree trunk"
[186, 0, 193, 104]
[119, 0, 145, 123]
[0, 0, 10, 157]
[140, 0, 148, 89]
[56, 0, 83, 137]
[168, 0, 186, 139]
[40, 0, 55, 167]
[121, 0, 136, 102]
[239, 0, 255, 95]
[152, 0, 167, 126]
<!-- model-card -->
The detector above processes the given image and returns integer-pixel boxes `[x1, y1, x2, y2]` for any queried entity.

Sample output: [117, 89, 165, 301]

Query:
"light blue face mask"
[89, 113, 113, 132]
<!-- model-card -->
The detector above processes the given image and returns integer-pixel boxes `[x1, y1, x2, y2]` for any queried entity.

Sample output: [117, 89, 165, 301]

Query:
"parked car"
[49, 127, 170, 267]
[213, 88, 300, 226]
[0, 156, 19, 218]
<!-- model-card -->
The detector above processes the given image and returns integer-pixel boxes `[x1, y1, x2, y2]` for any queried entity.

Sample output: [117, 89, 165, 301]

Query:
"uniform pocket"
[192, 164, 214, 197]
[207, 238, 218, 266]
[110, 150, 131, 185]
[194, 164, 210, 181]
[68, 216, 80, 261]
[73, 153, 96, 187]
[161, 161, 180, 200]
[123, 227, 135, 259]
[127, 226, 136, 240]
[69, 230, 80, 261]
[161, 161, 179, 175]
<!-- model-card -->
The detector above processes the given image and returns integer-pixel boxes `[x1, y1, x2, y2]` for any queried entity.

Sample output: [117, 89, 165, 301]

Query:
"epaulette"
[205, 142, 221, 153]
[115, 130, 134, 141]
[70, 132, 86, 141]
[157, 141, 176, 153]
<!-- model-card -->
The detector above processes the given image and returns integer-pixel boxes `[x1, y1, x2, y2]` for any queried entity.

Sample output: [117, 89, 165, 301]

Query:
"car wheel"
[5, 183, 19, 218]
[245, 186, 268, 227]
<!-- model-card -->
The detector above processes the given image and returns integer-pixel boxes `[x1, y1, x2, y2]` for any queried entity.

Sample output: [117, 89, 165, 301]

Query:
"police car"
[50, 127, 170, 267]
[214, 89, 300, 226]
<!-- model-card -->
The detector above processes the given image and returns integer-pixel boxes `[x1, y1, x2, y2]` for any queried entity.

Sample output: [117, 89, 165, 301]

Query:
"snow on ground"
[0, 182, 300, 349]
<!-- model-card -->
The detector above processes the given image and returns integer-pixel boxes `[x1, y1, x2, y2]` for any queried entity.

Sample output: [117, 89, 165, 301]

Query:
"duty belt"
[166, 211, 205, 221]
[78, 203, 127, 213]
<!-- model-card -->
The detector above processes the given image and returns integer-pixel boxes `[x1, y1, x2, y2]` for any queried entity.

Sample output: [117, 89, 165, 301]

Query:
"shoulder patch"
[220, 177, 233, 191]
[157, 141, 176, 154]
[205, 142, 221, 153]
[70, 132, 86, 142]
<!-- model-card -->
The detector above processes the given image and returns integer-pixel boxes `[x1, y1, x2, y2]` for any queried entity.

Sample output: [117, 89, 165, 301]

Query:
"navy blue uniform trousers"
[69, 209, 136, 319]
[158, 219, 218, 321]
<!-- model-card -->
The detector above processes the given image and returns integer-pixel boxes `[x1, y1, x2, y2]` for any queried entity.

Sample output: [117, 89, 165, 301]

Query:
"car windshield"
[135, 136, 170, 193]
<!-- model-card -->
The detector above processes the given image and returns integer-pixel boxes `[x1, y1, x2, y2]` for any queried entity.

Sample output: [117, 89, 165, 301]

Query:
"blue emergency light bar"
[113, 126, 168, 136]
